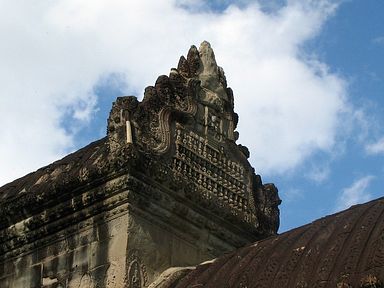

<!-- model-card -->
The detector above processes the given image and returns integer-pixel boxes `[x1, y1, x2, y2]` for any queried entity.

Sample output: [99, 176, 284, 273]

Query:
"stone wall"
[0, 171, 261, 287]
[0, 42, 280, 287]
[0, 198, 129, 287]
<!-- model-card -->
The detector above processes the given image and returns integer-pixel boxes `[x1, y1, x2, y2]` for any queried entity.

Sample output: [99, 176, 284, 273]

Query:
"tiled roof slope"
[169, 197, 384, 288]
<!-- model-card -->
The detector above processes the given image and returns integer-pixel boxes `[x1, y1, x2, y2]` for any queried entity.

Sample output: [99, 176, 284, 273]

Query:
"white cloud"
[306, 164, 331, 183]
[282, 188, 303, 203]
[365, 137, 384, 155]
[335, 176, 374, 212]
[0, 0, 347, 186]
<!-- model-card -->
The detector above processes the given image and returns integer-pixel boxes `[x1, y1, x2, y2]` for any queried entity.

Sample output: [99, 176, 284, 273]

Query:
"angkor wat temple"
[0, 42, 383, 288]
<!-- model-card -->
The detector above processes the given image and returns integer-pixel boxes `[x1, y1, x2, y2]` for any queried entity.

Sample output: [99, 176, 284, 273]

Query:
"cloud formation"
[365, 137, 384, 155]
[0, 0, 346, 185]
[306, 163, 331, 183]
[335, 176, 374, 212]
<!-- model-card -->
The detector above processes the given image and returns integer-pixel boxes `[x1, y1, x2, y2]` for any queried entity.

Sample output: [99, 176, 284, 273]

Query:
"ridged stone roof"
[0, 138, 107, 201]
[156, 197, 384, 288]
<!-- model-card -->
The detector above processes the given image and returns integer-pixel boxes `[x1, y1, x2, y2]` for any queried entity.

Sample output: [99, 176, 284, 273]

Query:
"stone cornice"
[0, 43, 281, 272]
[0, 143, 137, 229]
[0, 160, 259, 262]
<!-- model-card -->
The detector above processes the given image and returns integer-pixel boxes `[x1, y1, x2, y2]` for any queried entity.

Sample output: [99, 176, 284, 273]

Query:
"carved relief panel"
[126, 250, 148, 288]
[172, 123, 256, 225]
[106, 41, 279, 234]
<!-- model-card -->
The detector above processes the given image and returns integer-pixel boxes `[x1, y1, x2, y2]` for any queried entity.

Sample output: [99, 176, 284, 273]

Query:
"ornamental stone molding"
[0, 42, 280, 288]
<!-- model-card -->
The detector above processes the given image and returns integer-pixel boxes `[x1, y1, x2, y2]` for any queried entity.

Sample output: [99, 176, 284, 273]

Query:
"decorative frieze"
[0, 41, 280, 287]
[173, 127, 251, 218]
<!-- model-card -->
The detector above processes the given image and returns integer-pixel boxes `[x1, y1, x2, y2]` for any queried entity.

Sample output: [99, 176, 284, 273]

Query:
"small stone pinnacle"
[198, 41, 218, 76]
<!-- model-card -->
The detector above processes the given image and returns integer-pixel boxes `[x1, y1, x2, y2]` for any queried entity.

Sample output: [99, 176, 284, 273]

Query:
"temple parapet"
[107, 41, 280, 235]
[0, 42, 280, 288]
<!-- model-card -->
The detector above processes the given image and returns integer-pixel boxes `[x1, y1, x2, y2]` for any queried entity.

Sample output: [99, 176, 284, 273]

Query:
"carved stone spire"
[108, 41, 237, 153]
[0, 42, 281, 287]
[107, 41, 280, 237]
[197, 41, 229, 102]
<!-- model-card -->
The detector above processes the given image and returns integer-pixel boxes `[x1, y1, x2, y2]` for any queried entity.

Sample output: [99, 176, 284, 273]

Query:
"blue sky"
[274, 0, 384, 231]
[0, 0, 383, 232]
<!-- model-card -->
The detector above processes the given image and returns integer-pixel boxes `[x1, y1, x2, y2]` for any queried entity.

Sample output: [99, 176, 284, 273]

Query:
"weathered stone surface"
[0, 42, 280, 287]
[147, 267, 195, 288]
[152, 197, 384, 288]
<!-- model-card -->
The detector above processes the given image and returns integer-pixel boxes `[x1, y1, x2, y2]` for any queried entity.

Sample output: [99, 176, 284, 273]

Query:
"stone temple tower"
[0, 42, 280, 287]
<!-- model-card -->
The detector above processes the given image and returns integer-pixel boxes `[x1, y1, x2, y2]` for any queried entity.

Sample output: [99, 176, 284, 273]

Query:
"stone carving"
[147, 267, 195, 288]
[155, 198, 384, 288]
[126, 250, 147, 288]
[107, 41, 235, 154]
[173, 126, 248, 216]
[0, 41, 280, 287]
[106, 41, 280, 235]
[128, 261, 142, 288]
[79, 273, 94, 287]
[360, 275, 383, 288]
